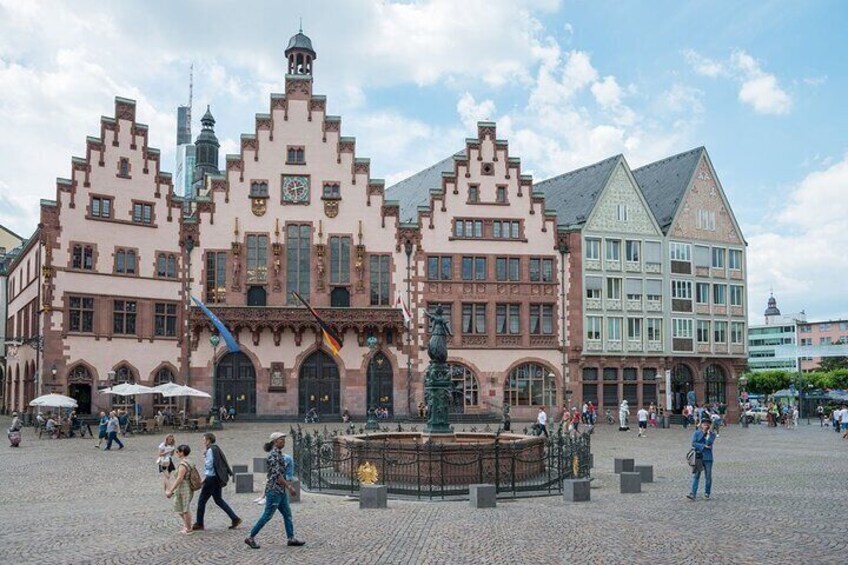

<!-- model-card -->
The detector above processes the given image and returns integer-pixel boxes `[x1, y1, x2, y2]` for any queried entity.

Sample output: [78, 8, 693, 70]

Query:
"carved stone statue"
[424, 305, 452, 364]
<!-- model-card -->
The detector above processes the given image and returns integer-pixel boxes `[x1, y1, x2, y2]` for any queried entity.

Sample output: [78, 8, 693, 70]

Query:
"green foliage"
[743, 370, 791, 394]
[825, 369, 848, 389]
[819, 357, 848, 372]
[803, 372, 830, 389]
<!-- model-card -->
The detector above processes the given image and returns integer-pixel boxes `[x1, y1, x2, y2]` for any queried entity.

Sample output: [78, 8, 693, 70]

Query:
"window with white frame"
[672, 318, 693, 338]
[625, 240, 640, 262]
[697, 209, 716, 231]
[671, 279, 692, 299]
[644, 241, 662, 266]
[585, 238, 601, 260]
[645, 279, 663, 302]
[606, 239, 621, 261]
[713, 284, 727, 305]
[607, 317, 622, 341]
[669, 242, 691, 262]
[728, 249, 743, 270]
[585, 276, 602, 299]
[694, 245, 710, 268]
[606, 277, 622, 300]
[714, 321, 727, 343]
[627, 318, 642, 340]
[711, 247, 725, 268]
[729, 285, 743, 307]
[646, 318, 662, 341]
[616, 204, 628, 221]
[697, 320, 710, 343]
[731, 322, 744, 344]
[696, 282, 710, 304]
[625, 278, 642, 300]
[586, 316, 602, 341]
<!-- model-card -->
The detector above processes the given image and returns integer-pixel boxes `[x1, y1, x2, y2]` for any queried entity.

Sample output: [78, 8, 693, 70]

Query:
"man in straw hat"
[244, 432, 305, 550]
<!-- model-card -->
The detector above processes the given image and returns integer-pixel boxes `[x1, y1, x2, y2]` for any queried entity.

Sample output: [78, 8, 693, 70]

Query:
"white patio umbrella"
[29, 393, 78, 409]
[151, 382, 186, 395]
[99, 383, 155, 396]
[162, 385, 212, 399]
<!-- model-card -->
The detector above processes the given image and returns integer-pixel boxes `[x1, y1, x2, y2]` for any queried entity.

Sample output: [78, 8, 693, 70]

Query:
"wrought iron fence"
[290, 425, 591, 500]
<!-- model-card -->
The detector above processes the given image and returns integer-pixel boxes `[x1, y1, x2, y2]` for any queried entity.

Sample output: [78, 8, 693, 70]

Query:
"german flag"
[292, 292, 343, 355]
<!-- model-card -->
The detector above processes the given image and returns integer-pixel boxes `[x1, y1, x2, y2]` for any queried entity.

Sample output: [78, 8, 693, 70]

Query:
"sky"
[0, 0, 846, 322]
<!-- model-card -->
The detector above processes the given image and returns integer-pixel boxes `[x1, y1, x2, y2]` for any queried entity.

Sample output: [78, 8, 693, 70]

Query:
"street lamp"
[365, 335, 379, 431]
[404, 239, 413, 417]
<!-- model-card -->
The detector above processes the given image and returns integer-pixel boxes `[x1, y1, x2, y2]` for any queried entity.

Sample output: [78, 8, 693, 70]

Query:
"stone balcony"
[189, 305, 406, 347]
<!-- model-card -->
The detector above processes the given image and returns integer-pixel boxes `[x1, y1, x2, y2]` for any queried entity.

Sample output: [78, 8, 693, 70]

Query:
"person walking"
[158, 434, 177, 486]
[840, 405, 848, 439]
[8, 411, 22, 447]
[165, 444, 196, 534]
[104, 411, 124, 450]
[817, 404, 824, 427]
[536, 406, 549, 438]
[94, 411, 108, 449]
[192, 433, 241, 531]
[637, 406, 649, 437]
[687, 418, 716, 500]
[648, 403, 657, 427]
[244, 432, 305, 549]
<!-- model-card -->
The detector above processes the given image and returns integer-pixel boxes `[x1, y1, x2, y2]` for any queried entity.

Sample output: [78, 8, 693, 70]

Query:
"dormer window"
[496, 186, 507, 204]
[118, 158, 130, 178]
[287, 146, 305, 165]
[468, 185, 479, 203]
[91, 196, 113, 219]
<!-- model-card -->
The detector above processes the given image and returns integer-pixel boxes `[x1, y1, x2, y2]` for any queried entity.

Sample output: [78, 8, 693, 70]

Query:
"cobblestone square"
[1, 418, 844, 564]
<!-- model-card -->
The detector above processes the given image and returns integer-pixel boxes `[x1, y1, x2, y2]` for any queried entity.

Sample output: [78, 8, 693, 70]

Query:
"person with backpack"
[244, 432, 305, 549]
[166, 444, 198, 534]
[192, 433, 241, 531]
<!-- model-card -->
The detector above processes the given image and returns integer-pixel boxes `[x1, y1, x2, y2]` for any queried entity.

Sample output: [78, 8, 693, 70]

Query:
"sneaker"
[704, 494, 710, 500]
[244, 537, 260, 550]
[191, 524, 204, 531]
[229, 518, 242, 530]
[686, 493, 696, 501]
[287, 539, 305, 547]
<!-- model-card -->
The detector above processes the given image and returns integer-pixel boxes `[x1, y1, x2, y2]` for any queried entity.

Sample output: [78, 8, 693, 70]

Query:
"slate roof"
[534, 155, 621, 228]
[632, 147, 704, 234]
[385, 153, 461, 224]
[286, 32, 316, 55]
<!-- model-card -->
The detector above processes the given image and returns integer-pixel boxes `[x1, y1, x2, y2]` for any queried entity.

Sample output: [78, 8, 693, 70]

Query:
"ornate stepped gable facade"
[4, 98, 185, 415]
[186, 34, 410, 418]
[387, 123, 564, 421]
[3, 31, 748, 421]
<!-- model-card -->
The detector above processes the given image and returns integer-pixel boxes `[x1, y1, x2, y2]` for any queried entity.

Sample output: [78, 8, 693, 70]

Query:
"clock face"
[282, 175, 310, 203]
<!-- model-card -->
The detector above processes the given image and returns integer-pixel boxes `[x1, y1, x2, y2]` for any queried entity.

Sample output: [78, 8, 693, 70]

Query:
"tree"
[745, 370, 791, 394]
[819, 357, 848, 372]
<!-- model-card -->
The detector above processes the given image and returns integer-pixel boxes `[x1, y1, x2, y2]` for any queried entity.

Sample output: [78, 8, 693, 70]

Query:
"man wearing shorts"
[637, 406, 649, 437]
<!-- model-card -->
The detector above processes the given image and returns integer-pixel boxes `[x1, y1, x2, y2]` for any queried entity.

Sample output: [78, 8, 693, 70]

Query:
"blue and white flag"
[191, 296, 240, 353]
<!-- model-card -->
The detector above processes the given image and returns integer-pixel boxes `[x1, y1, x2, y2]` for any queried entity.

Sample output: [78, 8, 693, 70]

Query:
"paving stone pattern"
[0, 418, 845, 564]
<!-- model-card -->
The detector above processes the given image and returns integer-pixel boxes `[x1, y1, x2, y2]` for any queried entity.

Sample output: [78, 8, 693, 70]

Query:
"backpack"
[686, 448, 697, 467]
[186, 463, 203, 491]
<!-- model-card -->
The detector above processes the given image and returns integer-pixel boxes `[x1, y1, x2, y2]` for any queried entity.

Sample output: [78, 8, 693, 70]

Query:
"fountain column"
[423, 305, 453, 435]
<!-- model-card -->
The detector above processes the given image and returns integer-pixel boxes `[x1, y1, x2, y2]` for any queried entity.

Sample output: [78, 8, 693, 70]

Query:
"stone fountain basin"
[332, 432, 546, 486]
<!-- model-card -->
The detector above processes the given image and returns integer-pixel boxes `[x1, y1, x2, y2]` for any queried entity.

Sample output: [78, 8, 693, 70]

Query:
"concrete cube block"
[614, 458, 635, 474]
[469, 484, 497, 509]
[231, 464, 248, 474]
[620, 472, 641, 493]
[634, 465, 654, 483]
[359, 485, 387, 509]
[563, 479, 591, 502]
[253, 457, 268, 473]
[234, 473, 254, 494]
[289, 478, 301, 503]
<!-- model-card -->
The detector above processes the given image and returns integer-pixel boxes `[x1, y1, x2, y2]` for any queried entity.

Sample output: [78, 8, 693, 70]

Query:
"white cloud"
[456, 92, 496, 131]
[684, 48, 792, 115]
[662, 84, 705, 114]
[747, 154, 848, 320]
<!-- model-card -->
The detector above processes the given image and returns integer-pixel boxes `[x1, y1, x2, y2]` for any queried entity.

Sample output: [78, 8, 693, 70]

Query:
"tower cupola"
[285, 27, 316, 75]
[193, 105, 220, 186]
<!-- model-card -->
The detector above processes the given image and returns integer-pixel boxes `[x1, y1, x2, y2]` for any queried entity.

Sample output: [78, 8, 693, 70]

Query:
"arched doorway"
[447, 363, 479, 414]
[216, 352, 257, 416]
[704, 364, 726, 405]
[504, 362, 557, 407]
[367, 352, 393, 416]
[67, 365, 93, 414]
[671, 364, 693, 413]
[299, 350, 340, 417]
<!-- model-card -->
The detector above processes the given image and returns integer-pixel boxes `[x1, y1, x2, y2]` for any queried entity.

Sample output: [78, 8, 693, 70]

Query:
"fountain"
[330, 306, 546, 489]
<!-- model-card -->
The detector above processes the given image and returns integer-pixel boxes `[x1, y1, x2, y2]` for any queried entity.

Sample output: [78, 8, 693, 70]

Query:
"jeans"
[104, 431, 123, 450]
[196, 476, 239, 526]
[249, 489, 294, 539]
[690, 460, 713, 496]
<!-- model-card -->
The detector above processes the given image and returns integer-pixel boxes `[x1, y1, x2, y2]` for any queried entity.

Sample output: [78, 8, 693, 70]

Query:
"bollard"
[359, 485, 387, 509]
[234, 473, 254, 493]
[253, 457, 268, 474]
[633, 465, 654, 483]
[619, 472, 641, 493]
[232, 464, 248, 474]
[469, 484, 497, 509]
[563, 479, 591, 502]
[614, 458, 634, 474]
